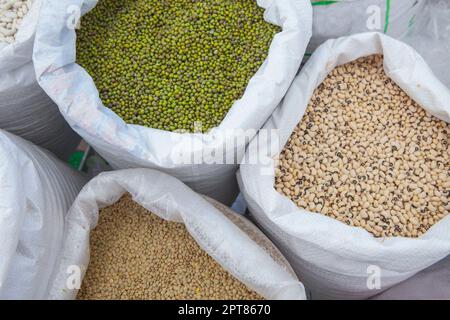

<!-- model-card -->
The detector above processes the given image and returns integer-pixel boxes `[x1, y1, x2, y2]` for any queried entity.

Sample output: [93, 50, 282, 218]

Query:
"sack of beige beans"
[43, 168, 306, 300]
[0, 129, 86, 299]
[238, 32, 450, 300]
[307, 0, 426, 54]
[0, 0, 80, 160]
[32, 0, 312, 205]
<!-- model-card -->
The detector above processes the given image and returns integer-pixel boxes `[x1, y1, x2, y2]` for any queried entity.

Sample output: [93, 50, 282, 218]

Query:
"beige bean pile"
[275, 54, 449, 238]
[0, 0, 33, 44]
[77, 195, 262, 300]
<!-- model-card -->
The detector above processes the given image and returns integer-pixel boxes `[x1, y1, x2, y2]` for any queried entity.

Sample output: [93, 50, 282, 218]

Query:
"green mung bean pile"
[77, 0, 280, 132]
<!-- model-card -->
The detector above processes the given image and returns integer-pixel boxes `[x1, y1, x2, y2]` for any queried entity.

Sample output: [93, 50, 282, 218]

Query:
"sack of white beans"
[307, 0, 426, 55]
[0, 0, 80, 160]
[238, 32, 450, 300]
[0, 129, 86, 299]
[47, 169, 306, 300]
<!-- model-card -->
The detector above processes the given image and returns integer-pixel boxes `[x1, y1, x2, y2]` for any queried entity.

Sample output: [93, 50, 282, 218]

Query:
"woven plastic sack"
[403, 0, 450, 89]
[47, 168, 306, 300]
[0, 0, 80, 160]
[33, 0, 312, 205]
[372, 255, 450, 300]
[307, 0, 426, 55]
[0, 129, 87, 299]
[238, 32, 450, 300]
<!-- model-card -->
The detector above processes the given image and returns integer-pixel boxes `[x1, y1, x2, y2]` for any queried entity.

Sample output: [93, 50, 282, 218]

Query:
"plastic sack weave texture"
[0, 129, 86, 299]
[403, 0, 450, 89]
[0, 0, 80, 160]
[308, 0, 426, 55]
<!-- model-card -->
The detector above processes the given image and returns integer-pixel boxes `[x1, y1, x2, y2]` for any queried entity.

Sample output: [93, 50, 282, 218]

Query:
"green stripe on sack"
[408, 14, 415, 28]
[384, 0, 391, 33]
[312, 1, 339, 6]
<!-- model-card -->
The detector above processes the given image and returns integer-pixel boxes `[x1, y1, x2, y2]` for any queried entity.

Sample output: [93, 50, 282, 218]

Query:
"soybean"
[77, 194, 263, 300]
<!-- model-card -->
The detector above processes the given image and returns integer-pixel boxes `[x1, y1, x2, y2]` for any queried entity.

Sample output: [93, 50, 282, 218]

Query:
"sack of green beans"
[47, 169, 306, 300]
[307, 0, 426, 55]
[238, 32, 450, 300]
[0, 129, 87, 299]
[0, 0, 80, 160]
[33, 0, 312, 205]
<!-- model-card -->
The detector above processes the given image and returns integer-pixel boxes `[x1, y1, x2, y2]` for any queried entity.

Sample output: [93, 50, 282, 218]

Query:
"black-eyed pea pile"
[77, 195, 263, 300]
[275, 54, 449, 238]
[0, 0, 33, 44]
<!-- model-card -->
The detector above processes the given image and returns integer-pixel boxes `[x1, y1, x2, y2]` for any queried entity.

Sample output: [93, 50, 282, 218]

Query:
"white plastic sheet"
[0, 129, 86, 300]
[0, 0, 80, 160]
[238, 32, 450, 300]
[33, 0, 312, 205]
[47, 168, 306, 300]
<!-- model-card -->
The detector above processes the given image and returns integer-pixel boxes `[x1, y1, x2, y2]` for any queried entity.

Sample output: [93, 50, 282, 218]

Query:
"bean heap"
[77, 0, 279, 132]
[0, 0, 33, 44]
[275, 55, 449, 238]
[77, 195, 262, 300]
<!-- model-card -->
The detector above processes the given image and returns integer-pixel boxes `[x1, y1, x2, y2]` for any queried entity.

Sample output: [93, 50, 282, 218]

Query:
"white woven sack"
[238, 32, 450, 300]
[372, 255, 450, 299]
[47, 168, 306, 300]
[0, 0, 80, 160]
[307, 0, 426, 55]
[0, 129, 87, 299]
[33, 0, 312, 205]
[403, 0, 450, 89]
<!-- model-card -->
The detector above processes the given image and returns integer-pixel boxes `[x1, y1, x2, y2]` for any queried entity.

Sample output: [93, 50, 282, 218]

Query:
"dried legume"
[0, 0, 32, 44]
[77, 194, 263, 300]
[77, 0, 279, 132]
[275, 54, 449, 238]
